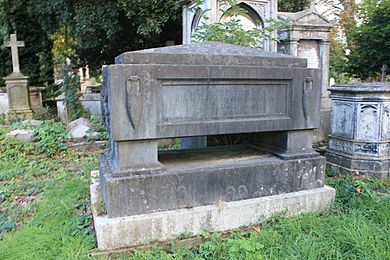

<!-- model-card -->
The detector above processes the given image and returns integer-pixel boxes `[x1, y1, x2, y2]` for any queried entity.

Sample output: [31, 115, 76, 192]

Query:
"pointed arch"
[220, 2, 264, 29]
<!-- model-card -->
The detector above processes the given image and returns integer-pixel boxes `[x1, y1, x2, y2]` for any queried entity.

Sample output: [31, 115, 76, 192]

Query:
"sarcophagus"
[100, 42, 325, 218]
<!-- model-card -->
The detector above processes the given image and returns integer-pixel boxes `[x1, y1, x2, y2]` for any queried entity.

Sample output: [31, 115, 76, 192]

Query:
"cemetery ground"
[0, 119, 388, 259]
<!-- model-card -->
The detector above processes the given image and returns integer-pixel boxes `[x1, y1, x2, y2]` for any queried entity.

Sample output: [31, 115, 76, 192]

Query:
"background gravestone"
[2, 34, 32, 121]
[327, 82, 390, 179]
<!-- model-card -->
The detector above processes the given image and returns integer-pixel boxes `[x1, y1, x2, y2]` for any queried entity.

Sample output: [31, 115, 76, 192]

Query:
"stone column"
[319, 40, 331, 109]
[288, 39, 299, 56]
[313, 40, 331, 143]
[182, 5, 193, 44]
[4, 73, 32, 121]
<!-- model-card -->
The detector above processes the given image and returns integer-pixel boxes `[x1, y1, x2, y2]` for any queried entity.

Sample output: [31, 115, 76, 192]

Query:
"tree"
[0, 0, 182, 86]
[192, 0, 288, 48]
[0, 0, 54, 86]
[348, 0, 390, 79]
[278, 0, 310, 12]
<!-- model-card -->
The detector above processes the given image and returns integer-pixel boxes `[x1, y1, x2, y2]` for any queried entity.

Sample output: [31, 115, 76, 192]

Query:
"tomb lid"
[329, 82, 390, 93]
[116, 41, 307, 68]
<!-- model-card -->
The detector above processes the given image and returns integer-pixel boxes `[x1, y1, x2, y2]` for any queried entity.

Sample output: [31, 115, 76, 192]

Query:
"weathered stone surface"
[91, 179, 335, 250]
[3, 74, 32, 121]
[0, 92, 8, 115]
[3, 34, 32, 121]
[29, 86, 45, 111]
[97, 42, 328, 249]
[67, 117, 93, 139]
[326, 82, 390, 179]
[56, 93, 102, 122]
[6, 129, 34, 143]
[100, 146, 326, 218]
[104, 42, 321, 143]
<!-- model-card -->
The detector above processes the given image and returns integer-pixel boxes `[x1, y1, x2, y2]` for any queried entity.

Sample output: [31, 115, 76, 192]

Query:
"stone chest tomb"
[94, 42, 335, 250]
[327, 82, 390, 179]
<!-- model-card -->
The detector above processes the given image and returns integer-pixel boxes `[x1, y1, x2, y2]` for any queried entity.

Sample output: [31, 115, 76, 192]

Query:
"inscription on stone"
[158, 79, 291, 125]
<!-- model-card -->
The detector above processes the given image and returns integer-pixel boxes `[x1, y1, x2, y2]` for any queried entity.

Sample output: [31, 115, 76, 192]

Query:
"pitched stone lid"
[116, 42, 307, 68]
[329, 82, 390, 93]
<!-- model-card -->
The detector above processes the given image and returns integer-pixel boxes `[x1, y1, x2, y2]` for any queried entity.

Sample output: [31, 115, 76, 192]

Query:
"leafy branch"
[191, 0, 288, 48]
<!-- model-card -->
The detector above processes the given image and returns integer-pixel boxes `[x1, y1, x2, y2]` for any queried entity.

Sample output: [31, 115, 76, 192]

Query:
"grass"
[0, 122, 389, 259]
[125, 175, 389, 259]
[0, 124, 98, 258]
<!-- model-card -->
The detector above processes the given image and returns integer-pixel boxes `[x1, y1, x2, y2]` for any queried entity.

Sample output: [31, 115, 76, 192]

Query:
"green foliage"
[192, 0, 288, 48]
[87, 115, 109, 141]
[34, 120, 68, 155]
[0, 214, 16, 238]
[0, 0, 54, 86]
[61, 62, 88, 121]
[329, 31, 353, 84]
[10, 119, 68, 156]
[0, 114, 5, 125]
[348, 0, 390, 79]
[0, 123, 98, 257]
[32, 107, 57, 121]
[278, 0, 310, 12]
[1, 0, 181, 87]
[128, 176, 389, 259]
[0, 118, 389, 258]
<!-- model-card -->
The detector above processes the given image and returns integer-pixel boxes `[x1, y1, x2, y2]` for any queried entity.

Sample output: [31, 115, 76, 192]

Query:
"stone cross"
[381, 64, 388, 82]
[3, 34, 25, 73]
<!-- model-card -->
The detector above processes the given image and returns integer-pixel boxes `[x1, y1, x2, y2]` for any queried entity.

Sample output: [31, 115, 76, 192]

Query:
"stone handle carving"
[126, 76, 143, 130]
[303, 77, 314, 124]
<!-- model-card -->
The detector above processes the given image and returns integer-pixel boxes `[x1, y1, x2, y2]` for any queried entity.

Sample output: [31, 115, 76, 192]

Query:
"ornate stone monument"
[3, 34, 32, 121]
[92, 42, 335, 250]
[327, 82, 390, 179]
[181, 1, 333, 143]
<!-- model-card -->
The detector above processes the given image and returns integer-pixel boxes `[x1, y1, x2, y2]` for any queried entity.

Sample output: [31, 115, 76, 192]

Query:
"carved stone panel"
[328, 138, 353, 154]
[381, 103, 390, 141]
[158, 79, 290, 125]
[356, 104, 379, 141]
[331, 101, 354, 139]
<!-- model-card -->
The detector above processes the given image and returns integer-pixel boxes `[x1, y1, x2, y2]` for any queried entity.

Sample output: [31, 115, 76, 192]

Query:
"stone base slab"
[100, 146, 326, 218]
[6, 108, 32, 122]
[91, 178, 335, 251]
[326, 151, 390, 179]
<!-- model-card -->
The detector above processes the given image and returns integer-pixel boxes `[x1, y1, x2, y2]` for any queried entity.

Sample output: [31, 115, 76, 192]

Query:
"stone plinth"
[3, 72, 32, 121]
[96, 42, 334, 249]
[29, 86, 45, 111]
[327, 82, 390, 179]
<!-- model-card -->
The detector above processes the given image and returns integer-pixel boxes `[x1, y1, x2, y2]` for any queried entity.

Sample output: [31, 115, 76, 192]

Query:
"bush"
[34, 120, 68, 156]
[10, 119, 68, 156]
[32, 107, 57, 121]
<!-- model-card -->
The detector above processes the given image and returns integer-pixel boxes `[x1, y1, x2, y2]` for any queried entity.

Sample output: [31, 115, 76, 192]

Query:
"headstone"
[93, 42, 335, 250]
[327, 82, 390, 179]
[67, 117, 93, 139]
[56, 93, 102, 122]
[2, 34, 32, 121]
[29, 86, 45, 111]
[6, 129, 34, 143]
[0, 92, 8, 114]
